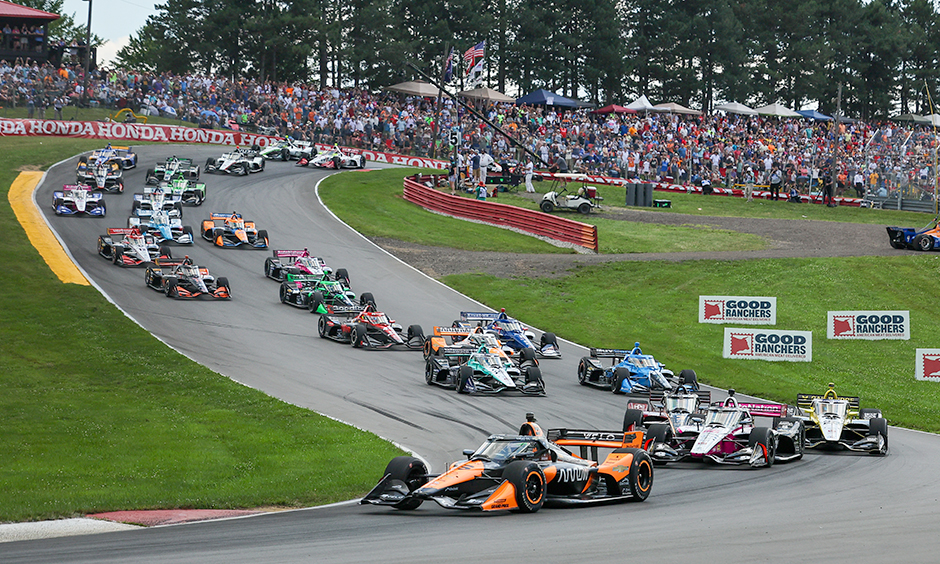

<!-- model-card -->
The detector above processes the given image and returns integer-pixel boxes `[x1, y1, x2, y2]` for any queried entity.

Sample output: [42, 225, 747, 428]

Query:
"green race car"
[277, 272, 375, 313]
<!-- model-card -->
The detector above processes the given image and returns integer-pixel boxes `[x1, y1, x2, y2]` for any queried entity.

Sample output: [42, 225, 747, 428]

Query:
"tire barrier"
[403, 175, 599, 253]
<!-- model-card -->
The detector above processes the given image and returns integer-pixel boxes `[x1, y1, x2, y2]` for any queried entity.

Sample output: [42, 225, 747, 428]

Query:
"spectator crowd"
[2, 57, 938, 201]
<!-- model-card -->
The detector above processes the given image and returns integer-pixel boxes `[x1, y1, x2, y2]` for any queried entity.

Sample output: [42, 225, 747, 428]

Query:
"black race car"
[144, 256, 231, 299]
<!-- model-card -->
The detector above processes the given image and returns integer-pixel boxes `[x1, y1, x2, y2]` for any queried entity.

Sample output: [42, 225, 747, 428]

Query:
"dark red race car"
[317, 304, 424, 349]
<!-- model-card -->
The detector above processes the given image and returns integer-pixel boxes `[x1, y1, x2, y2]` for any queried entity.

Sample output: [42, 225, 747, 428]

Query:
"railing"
[402, 175, 599, 253]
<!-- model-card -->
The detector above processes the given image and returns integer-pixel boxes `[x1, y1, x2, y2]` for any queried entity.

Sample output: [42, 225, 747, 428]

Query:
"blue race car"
[887, 219, 940, 252]
[458, 309, 560, 358]
[52, 185, 106, 216]
[128, 210, 194, 245]
[577, 343, 697, 394]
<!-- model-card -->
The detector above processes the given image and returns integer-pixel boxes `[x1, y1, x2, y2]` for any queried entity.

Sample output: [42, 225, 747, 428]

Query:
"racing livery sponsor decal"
[916, 349, 940, 381]
[699, 296, 777, 325]
[827, 311, 910, 340]
[723, 328, 812, 362]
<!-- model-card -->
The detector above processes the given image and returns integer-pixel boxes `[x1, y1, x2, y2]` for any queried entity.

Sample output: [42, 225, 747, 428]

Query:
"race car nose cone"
[236, 230, 248, 242]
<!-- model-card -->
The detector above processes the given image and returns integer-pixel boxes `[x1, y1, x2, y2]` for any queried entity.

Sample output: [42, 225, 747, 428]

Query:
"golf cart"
[540, 173, 603, 214]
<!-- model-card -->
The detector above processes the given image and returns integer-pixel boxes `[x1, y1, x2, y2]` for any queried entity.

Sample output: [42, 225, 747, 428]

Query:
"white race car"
[132, 190, 183, 219]
[302, 147, 366, 169]
[53, 184, 106, 216]
[793, 383, 888, 455]
[128, 210, 194, 245]
[205, 148, 266, 175]
[258, 138, 316, 161]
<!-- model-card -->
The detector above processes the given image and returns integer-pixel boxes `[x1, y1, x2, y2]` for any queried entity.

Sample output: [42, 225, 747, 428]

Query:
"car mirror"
[462, 449, 474, 459]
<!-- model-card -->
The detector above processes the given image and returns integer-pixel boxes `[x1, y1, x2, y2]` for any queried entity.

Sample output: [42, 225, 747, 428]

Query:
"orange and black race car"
[361, 413, 653, 513]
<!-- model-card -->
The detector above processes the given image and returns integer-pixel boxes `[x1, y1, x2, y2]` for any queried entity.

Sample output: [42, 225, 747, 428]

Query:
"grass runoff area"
[319, 168, 769, 254]
[325, 168, 940, 434]
[0, 137, 404, 523]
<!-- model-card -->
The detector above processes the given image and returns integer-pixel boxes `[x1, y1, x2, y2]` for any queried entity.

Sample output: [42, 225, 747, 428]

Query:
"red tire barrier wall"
[402, 175, 598, 253]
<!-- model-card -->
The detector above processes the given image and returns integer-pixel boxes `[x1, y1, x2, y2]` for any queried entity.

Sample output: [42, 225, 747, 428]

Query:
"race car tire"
[351, 324, 367, 348]
[240, 163, 249, 176]
[407, 324, 425, 342]
[278, 283, 289, 304]
[145, 168, 156, 184]
[383, 456, 428, 510]
[577, 357, 591, 385]
[264, 257, 277, 278]
[317, 315, 328, 338]
[78, 155, 88, 164]
[457, 365, 473, 394]
[182, 225, 194, 242]
[520, 347, 537, 363]
[212, 228, 224, 245]
[540, 332, 558, 349]
[164, 277, 178, 298]
[332, 156, 341, 169]
[307, 291, 325, 314]
[748, 427, 777, 467]
[504, 461, 545, 513]
[216, 277, 230, 295]
[159, 245, 172, 259]
[422, 339, 433, 360]
[251, 144, 261, 151]
[205, 158, 216, 171]
[622, 409, 645, 432]
[281, 148, 290, 161]
[359, 157, 366, 169]
[53, 197, 64, 214]
[259, 159, 265, 171]
[679, 369, 698, 389]
[257, 229, 269, 247]
[112, 245, 124, 265]
[132, 199, 141, 212]
[889, 239, 906, 249]
[646, 422, 672, 447]
[335, 268, 350, 287]
[620, 448, 654, 501]
[525, 365, 543, 386]
[424, 361, 435, 385]
[868, 417, 889, 456]
[540, 200, 554, 213]
[914, 234, 933, 252]
[360, 292, 375, 308]
[611, 367, 630, 394]
[578, 203, 591, 214]
[194, 167, 200, 180]
[173, 201, 183, 217]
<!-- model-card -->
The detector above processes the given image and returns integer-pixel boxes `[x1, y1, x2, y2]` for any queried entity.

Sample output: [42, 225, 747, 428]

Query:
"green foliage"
[0, 137, 404, 522]
[442, 255, 940, 433]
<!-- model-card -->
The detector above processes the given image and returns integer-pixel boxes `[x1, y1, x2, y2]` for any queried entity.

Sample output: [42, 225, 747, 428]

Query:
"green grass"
[0, 105, 198, 127]
[320, 170, 769, 254]
[0, 137, 404, 523]
[442, 255, 940, 433]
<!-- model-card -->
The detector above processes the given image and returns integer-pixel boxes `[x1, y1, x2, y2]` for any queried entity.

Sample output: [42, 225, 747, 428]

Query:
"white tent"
[626, 95, 658, 112]
[924, 114, 940, 127]
[754, 102, 801, 118]
[384, 80, 440, 98]
[714, 102, 758, 116]
[653, 102, 702, 115]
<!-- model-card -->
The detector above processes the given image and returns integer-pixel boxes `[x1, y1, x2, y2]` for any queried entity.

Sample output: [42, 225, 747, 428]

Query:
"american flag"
[463, 41, 485, 65]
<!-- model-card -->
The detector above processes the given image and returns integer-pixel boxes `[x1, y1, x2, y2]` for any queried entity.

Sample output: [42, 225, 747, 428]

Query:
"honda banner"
[723, 328, 812, 362]
[699, 296, 777, 325]
[827, 311, 910, 340]
[916, 349, 940, 381]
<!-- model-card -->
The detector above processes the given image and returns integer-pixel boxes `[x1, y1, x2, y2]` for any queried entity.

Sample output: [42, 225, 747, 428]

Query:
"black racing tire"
[257, 229, 269, 247]
[407, 324, 424, 341]
[359, 157, 366, 169]
[145, 167, 156, 184]
[53, 197, 64, 213]
[281, 148, 290, 161]
[422, 339, 433, 360]
[504, 460, 545, 513]
[578, 202, 591, 214]
[679, 369, 698, 389]
[205, 157, 216, 170]
[351, 324, 367, 348]
[265, 258, 277, 278]
[164, 277, 178, 298]
[173, 201, 183, 217]
[182, 225, 194, 242]
[132, 199, 141, 211]
[622, 409, 645, 432]
[335, 268, 350, 286]
[278, 283, 289, 304]
[240, 163, 249, 176]
[646, 423, 672, 447]
[258, 159, 265, 172]
[457, 365, 473, 394]
[317, 315, 328, 338]
[216, 277, 230, 294]
[748, 427, 777, 467]
[868, 417, 889, 456]
[540, 200, 554, 213]
[112, 245, 124, 265]
[889, 238, 905, 250]
[332, 156, 341, 169]
[159, 245, 172, 259]
[611, 367, 629, 394]
[540, 332, 558, 349]
[360, 292, 375, 307]
[520, 347, 537, 363]
[621, 448, 654, 501]
[211, 227, 224, 244]
[577, 357, 591, 385]
[525, 365, 543, 386]
[251, 144, 261, 151]
[307, 291, 325, 314]
[424, 360, 435, 385]
[383, 456, 428, 510]
[914, 234, 933, 252]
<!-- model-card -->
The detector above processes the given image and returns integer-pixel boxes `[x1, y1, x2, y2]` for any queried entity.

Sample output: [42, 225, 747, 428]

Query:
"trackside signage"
[699, 296, 777, 325]
[916, 349, 940, 381]
[827, 311, 910, 340]
[723, 328, 812, 362]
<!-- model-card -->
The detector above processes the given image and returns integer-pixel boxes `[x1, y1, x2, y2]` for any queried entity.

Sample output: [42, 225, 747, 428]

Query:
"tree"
[15, 0, 103, 44]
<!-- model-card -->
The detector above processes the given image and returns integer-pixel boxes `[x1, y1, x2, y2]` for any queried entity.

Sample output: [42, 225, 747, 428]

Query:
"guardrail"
[402, 175, 598, 253]
[861, 195, 939, 214]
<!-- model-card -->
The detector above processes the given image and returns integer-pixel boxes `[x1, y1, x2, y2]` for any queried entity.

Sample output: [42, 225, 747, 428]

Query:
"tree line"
[109, 0, 940, 120]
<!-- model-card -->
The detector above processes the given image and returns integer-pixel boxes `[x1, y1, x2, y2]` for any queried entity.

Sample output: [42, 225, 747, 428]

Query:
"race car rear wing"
[209, 212, 241, 220]
[590, 348, 632, 359]
[62, 184, 91, 191]
[649, 389, 712, 406]
[273, 249, 313, 259]
[796, 393, 860, 413]
[323, 305, 365, 315]
[460, 312, 499, 322]
[438, 347, 474, 358]
[432, 326, 472, 337]
[547, 428, 645, 451]
[107, 227, 136, 235]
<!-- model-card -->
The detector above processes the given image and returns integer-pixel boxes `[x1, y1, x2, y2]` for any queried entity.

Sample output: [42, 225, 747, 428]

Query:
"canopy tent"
[796, 109, 832, 121]
[590, 104, 636, 114]
[515, 89, 581, 108]
[653, 102, 702, 115]
[893, 113, 932, 125]
[923, 114, 940, 126]
[457, 87, 515, 103]
[626, 95, 658, 112]
[714, 102, 758, 116]
[384, 80, 441, 97]
[754, 103, 801, 117]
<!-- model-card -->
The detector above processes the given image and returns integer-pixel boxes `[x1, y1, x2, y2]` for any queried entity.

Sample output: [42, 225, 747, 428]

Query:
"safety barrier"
[402, 175, 599, 253]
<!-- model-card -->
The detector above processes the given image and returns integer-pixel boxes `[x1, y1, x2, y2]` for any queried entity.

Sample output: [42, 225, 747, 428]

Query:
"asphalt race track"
[6, 145, 939, 563]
